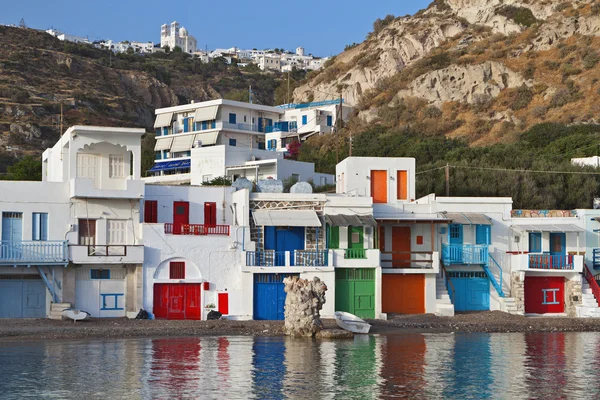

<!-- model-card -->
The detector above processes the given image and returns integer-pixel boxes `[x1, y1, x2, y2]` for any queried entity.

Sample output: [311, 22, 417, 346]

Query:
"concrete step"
[435, 303, 454, 317]
[49, 303, 71, 320]
[436, 298, 451, 305]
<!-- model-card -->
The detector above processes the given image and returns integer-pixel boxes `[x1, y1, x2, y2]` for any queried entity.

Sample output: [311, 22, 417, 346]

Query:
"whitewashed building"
[160, 21, 197, 53]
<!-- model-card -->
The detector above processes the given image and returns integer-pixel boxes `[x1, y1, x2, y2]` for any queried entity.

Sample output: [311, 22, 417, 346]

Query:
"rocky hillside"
[295, 0, 600, 145]
[0, 26, 288, 171]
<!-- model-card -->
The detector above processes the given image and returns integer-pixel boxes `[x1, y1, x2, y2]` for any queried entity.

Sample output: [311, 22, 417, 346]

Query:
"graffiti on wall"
[511, 210, 577, 218]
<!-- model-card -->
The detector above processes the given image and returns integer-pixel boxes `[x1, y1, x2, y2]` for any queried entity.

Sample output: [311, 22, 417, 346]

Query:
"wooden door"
[204, 202, 217, 226]
[167, 284, 185, 320]
[371, 170, 388, 203]
[525, 277, 565, 314]
[78, 219, 96, 245]
[392, 226, 411, 268]
[218, 292, 229, 315]
[173, 201, 189, 234]
[382, 274, 425, 314]
[185, 284, 201, 320]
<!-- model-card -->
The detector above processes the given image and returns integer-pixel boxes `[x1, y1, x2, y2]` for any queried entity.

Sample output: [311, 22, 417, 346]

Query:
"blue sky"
[1, 0, 432, 56]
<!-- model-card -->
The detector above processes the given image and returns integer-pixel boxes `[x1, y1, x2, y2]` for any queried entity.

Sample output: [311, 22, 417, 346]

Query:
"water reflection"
[2, 332, 600, 399]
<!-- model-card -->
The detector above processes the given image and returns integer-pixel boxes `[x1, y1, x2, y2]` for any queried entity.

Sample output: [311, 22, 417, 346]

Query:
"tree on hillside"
[3, 156, 42, 181]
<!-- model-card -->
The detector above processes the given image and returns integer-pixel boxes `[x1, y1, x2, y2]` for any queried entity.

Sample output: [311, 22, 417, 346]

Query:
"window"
[79, 219, 96, 245]
[77, 153, 98, 182]
[229, 113, 237, 124]
[397, 170, 408, 200]
[155, 128, 161, 136]
[169, 262, 185, 279]
[449, 224, 461, 240]
[416, 235, 424, 245]
[320, 177, 326, 186]
[229, 138, 237, 146]
[302, 115, 308, 125]
[163, 127, 169, 136]
[244, 115, 247, 122]
[144, 200, 158, 223]
[155, 151, 162, 161]
[529, 232, 542, 253]
[292, 173, 299, 181]
[107, 220, 126, 245]
[258, 142, 265, 150]
[476, 225, 491, 245]
[90, 269, 110, 279]
[202, 174, 213, 182]
[32, 213, 48, 241]
[351, 231, 361, 244]
[109, 154, 125, 178]
[326, 115, 333, 127]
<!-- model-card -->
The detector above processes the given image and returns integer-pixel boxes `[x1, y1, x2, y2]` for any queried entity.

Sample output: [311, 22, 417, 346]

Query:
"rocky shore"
[3, 312, 600, 341]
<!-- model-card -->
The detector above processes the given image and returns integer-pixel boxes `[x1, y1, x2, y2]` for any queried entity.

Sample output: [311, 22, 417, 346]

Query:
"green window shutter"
[329, 226, 340, 249]
[348, 226, 364, 249]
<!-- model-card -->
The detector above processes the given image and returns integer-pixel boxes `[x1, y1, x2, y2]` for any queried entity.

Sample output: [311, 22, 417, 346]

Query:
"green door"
[348, 227, 364, 249]
[329, 226, 340, 249]
[335, 268, 375, 319]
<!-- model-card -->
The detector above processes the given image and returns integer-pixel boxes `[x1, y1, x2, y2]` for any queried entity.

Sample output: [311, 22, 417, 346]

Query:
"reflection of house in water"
[380, 335, 426, 395]
[524, 333, 568, 399]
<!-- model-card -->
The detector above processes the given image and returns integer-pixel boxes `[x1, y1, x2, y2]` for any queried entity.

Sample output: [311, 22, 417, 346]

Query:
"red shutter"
[218, 292, 229, 315]
[204, 202, 217, 226]
[169, 262, 185, 279]
[144, 200, 158, 223]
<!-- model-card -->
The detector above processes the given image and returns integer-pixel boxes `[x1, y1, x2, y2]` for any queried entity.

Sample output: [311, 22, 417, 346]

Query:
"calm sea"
[0, 332, 597, 399]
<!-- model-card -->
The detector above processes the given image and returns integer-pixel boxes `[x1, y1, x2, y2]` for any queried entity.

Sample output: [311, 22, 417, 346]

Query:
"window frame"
[32, 212, 48, 241]
[109, 154, 125, 178]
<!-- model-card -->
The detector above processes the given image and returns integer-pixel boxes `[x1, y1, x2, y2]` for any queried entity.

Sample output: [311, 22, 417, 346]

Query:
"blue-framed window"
[183, 117, 190, 133]
[229, 138, 237, 147]
[258, 142, 265, 150]
[91, 269, 110, 279]
[327, 115, 333, 127]
[155, 151, 162, 161]
[529, 232, 542, 253]
[475, 225, 491, 245]
[229, 113, 237, 124]
[155, 128, 161, 136]
[302, 115, 307, 125]
[32, 212, 48, 241]
[163, 127, 168, 136]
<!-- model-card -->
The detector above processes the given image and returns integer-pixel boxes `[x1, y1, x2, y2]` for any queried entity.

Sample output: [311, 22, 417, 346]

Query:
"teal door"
[449, 272, 490, 312]
[0, 280, 46, 318]
[2, 212, 23, 242]
[449, 224, 463, 245]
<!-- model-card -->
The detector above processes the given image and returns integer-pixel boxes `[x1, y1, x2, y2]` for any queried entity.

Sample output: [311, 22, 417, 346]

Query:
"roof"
[253, 210, 321, 227]
[154, 99, 284, 115]
[376, 213, 451, 223]
[512, 224, 584, 233]
[440, 212, 492, 225]
[324, 214, 377, 227]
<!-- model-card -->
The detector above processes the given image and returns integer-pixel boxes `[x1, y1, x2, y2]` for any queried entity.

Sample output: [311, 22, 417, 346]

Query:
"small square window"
[229, 138, 237, 146]
[170, 262, 185, 279]
[351, 232, 360, 244]
[416, 236, 424, 245]
[91, 269, 110, 279]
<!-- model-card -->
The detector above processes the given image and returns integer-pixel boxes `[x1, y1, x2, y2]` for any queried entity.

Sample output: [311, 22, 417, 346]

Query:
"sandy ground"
[2, 312, 600, 341]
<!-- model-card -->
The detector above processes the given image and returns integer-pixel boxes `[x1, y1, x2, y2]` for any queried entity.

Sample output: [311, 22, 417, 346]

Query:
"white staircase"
[576, 281, 600, 318]
[500, 297, 523, 315]
[49, 302, 71, 320]
[435, 275, 455, 317]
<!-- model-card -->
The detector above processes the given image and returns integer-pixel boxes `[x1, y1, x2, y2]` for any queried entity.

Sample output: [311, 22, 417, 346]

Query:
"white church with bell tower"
[160, 21, 197, 54]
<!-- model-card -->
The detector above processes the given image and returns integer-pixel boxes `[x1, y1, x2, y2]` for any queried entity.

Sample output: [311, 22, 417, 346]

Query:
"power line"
[416, 164, 600, 176]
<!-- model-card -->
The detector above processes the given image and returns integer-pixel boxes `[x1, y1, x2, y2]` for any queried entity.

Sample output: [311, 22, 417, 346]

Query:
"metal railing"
[0, 240, 68, 263]
[593, 248, 600, 269]
[246, 250, 328, 267]
[380, 251, 435, 269]
[344, 248, 367, 259]
[88, 245, 127, 256]
[584, 263, 600, 306]
[295, 250, 328, 266]
[246, 251, 286, 267]
[528, 254, 574, 270]
[487, 254, 505, 297]
[164, 223, 230, 236]
[442, 244, 489, 265]
[441, 264, 455, 304]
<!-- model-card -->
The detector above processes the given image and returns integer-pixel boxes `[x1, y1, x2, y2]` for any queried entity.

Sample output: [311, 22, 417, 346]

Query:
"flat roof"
[155, 99, 284, 115]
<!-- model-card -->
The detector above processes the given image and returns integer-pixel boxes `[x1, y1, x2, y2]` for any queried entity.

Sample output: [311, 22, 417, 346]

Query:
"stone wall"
[510, 272, 525, 314]
[565, 279, 582, 317]
[283, 276, 327, 337]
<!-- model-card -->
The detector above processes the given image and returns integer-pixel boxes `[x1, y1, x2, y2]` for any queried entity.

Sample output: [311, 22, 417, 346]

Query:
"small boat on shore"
[334, 311, 371, 334]
[62, 308, 91, 322]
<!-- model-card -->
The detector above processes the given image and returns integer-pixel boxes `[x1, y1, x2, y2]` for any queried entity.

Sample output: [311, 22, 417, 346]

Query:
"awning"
[194, 132, 219, 146]
[253, 210, 322, 227]
[148, 159, 191, 173]
[194, 105, 219, 122]
[154, 112, 174, 128]
[440, 212, 492, 225]
[324, 214, 377, 227]
[171, 134, 195, 153]
[154, 137, 173, 151]
[512, 224, 584, 233]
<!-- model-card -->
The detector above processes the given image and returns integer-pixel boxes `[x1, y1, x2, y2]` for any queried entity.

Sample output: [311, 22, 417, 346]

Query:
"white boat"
[334, 311, 371, 334]
[62, 308, 91, 322]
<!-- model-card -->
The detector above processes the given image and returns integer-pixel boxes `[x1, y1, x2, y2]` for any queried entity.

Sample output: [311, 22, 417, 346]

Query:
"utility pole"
[60, 101, 63, 136]
[445, 163, 450, 197]
[249, 85, 252, 104]
[287, 71, 290, 105]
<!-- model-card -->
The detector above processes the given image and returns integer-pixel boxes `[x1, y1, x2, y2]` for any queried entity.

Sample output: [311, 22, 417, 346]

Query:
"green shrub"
[497, 6, 537, 27]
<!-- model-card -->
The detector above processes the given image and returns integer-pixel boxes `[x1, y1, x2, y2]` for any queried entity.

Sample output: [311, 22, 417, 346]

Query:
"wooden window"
[169, 262, 185, 279]
[397, 170, 408, 200]
[90, 269, 110, 279]
[79, 219, 96, 245]
[529, 232, 542, 253]
[416, 235, 424, 245]
[144, 200, 158, 223]
[107, 220, 126, 245]
[370, 170, 388, 203]
[77, 154, 98, 185]
[109, 154, 125, 178]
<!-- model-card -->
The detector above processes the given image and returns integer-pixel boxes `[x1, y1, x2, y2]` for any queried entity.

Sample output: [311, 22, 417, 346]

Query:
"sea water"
[0, 332, 597, 399]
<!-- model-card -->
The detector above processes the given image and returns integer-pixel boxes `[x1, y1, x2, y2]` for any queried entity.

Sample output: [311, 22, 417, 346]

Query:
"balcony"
[0, 241, 68, 265]
[245, 250, 331, 267]
[220, 121, 262, 133]
[442, 244, 489, 265]
[511, 253, 583, 273]
[164, 223, 230, 236]
[330, 249, 380, 268]
[70, 177, 145, 199]
[381, 251, 439, 272]
[70, 245, 144, 264]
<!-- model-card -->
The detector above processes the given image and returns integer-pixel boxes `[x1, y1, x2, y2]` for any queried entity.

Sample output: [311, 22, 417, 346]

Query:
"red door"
[392, 227, 411, 267]
[185, 284, 201, 320]
[153, 284, 169, 319]
[218, 292, 229, 315]
[168, 284, 186, 320]
[524, 277, 565, 314]
[204, 202, 217, 226]
[173, 201, 189, 234]
[153, 283, 202, 320]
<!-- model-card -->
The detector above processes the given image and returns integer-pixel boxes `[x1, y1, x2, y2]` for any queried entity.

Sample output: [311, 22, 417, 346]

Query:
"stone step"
[435, 303, 454, 317]
[48, 303, 71, 320]
[436, 298, 451, 305]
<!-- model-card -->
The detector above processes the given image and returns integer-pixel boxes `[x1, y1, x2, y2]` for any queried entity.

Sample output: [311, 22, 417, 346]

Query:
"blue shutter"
[302, 115, 307, 125]
[163, 127, 168, 136]
[32, 213, 40, 241]
[229, 113, 237, 124]
[202, 121, 208, 130]
[476, 225, 490, 245]
[155, 128, 161, 136]
[327, 115, 333, 126]
[183, 118, 189, 133]
[211, 120, 216, 129]
[529, 232, 542, 253]
[40, 213, 48, 241]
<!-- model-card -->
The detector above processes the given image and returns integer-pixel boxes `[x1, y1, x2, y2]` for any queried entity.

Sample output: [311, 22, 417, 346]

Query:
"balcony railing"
[344, 248, 367, 259]
[246, 250, 328, 267]
[380, 251, 436, 269]
[529, 254, 574, 270]
[88, 245, 127, 256]
[442, 244, 489, 265]
[164, 223, 230, 236]
[0, 241, 68, 264]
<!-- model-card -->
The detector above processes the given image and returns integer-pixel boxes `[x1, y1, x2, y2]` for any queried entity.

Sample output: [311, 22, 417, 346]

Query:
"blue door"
[448, 272, 490, 312]
[448, 224, 463, 245]
[0, 279, 46, 318]
[183, 117, 189, 133]
[2, 212, 23, 242]
[253, 273, 299, 320]
[550, 233, 566, 255]
[264, 227, 305, 266]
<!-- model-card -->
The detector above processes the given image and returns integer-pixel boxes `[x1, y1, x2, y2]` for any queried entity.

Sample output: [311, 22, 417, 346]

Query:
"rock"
[257, 179, 284, 193]
[283, 276, 327, 337]
[10, 123, 42, 139]
[315, 329, 354, 339]
[290, 181, 313, 194]
[232, 177, 253, 191]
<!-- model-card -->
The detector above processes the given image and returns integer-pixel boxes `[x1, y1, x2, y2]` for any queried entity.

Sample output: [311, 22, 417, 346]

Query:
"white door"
[75, 268, 126, 318]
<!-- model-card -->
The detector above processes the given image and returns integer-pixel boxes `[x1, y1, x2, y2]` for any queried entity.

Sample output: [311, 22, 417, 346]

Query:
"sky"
[1, 0, 433, 56]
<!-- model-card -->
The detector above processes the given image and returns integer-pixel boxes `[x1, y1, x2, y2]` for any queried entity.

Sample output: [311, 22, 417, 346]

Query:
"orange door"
[397, 170, 408, 200]
[392, 226, 411, 267]
[371, 170, 388, 203]
[382, 274, 425, 314]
